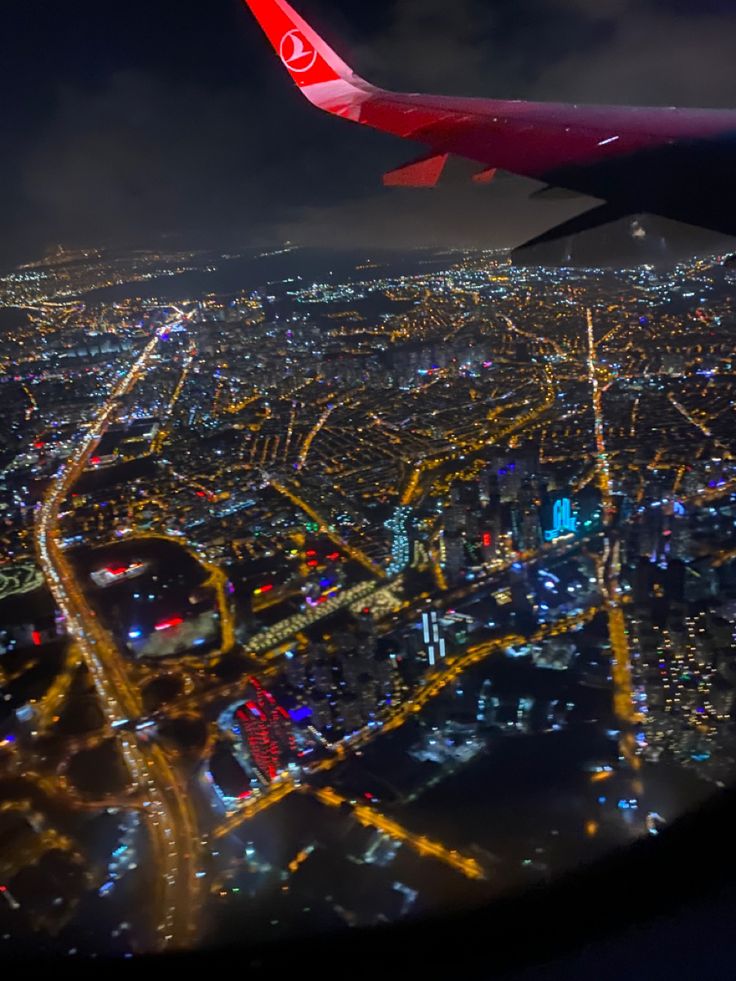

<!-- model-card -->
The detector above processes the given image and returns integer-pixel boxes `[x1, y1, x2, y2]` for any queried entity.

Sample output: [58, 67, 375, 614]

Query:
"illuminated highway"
[34, 641, 83, 732]
[586, 308, 614, 521]
[344, 603, 600, 749]
[308, 786, 486, 880]
[214, 604, 601, 839]
[152, 340, 197, 455]
[204, 560, 236, 654]
[400, 364, 557, 507]
[161, 533, 595, 726]
[296, 393, 350, 470]
[213, 773, 299, 838]
[668, 392, 712, 439]
[400, 465, 423, 507]
[35, 320, 201, 950]
[587, 308, 641, 783]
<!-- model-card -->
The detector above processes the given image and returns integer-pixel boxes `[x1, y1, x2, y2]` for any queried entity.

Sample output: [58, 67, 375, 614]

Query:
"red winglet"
[383, 154, 449, 188]
[473, 167, 498, 184]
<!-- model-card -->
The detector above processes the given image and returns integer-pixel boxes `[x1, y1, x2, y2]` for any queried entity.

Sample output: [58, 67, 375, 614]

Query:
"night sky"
[2, 0, 736, 266]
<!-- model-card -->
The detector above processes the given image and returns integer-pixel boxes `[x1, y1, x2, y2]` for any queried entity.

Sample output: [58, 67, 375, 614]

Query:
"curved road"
[35, 323, 200, 951]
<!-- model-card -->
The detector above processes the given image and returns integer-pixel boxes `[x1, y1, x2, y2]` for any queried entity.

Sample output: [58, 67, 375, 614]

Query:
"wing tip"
[242, 0, 363, 91]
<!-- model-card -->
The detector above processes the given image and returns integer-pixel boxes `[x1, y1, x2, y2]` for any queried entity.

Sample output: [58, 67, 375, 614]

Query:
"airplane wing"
[242, 0, 736, 243]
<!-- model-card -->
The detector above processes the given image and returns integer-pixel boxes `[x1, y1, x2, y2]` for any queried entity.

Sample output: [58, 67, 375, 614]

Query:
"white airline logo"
[280, 30, 318, 74]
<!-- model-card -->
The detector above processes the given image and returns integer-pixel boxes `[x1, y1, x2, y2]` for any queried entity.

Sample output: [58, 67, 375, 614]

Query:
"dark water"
[73, 248, 470, 304]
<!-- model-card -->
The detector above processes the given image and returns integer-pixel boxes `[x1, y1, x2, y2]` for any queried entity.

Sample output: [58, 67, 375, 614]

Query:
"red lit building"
[236, 678, 296, 783]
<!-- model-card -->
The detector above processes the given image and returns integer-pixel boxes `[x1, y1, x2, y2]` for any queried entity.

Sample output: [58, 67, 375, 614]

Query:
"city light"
[155, 617, 184, 632]
[6, 155, 736, 960]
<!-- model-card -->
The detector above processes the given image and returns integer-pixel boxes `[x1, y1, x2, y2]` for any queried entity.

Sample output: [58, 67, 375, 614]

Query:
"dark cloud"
[559, 0, 735, 16]
[533, 5, 736, 106]
[359, 0, 736, 104]
[554, 0, 630, 15]
[16, 60, 378, 257]
[22, 69, 304, 249]
[355, 0, 503, 92]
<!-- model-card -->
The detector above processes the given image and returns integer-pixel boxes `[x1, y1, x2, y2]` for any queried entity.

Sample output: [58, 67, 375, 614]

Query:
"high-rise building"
[511, 478, 542, 551]
[666, 503, 696, 562]
[373, 651, 396, 698]
[489, 449, 539, 504]
[516, 696, 535, 732]
[576, 486, 603, 535]
[480, 527, 497, 562]
[236, 678, 296, 783]
[357, 673, 378, 720]
[445, 502, 466, 535]
[340, 650, 365, 689]
[421, 610, 447, 668]
[385, 506, 414, 576]
[443, 531, 467, 583]
[539, 489, 577, 545]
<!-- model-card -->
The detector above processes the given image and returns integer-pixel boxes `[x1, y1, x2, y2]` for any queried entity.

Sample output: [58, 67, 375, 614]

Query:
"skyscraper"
[540, 489, 577, 545]
[421, 609, 447, 668]
[235, 678, 296, 783]
[443, 531, 467, 583]
[385, 506, 414, 576]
